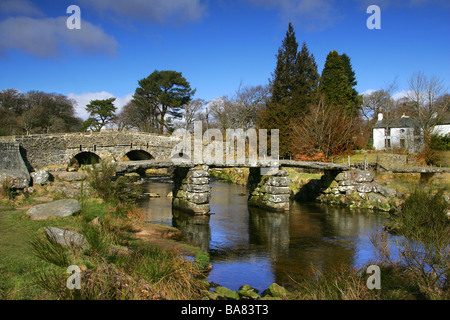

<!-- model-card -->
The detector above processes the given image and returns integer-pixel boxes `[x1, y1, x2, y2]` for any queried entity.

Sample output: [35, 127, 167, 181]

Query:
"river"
[137, 176, 395, 292]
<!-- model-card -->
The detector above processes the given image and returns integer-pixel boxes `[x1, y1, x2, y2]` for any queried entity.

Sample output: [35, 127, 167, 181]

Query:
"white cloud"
[0, 0, 43, 16]
[78, 0, 207, 24]
[361, 89, 376, 96]
[68, 91, 133, 120]
[0, 16, 118, 58]
[392, 90, 411, 101]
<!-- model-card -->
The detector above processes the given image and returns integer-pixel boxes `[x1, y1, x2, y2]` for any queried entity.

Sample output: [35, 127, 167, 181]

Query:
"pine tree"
[292, 42, 319, 117]
[270, 22, 299, 106]
[340, 53, 360, 113]
[319, 50, 354, 112]
[259, 23, 319, 157]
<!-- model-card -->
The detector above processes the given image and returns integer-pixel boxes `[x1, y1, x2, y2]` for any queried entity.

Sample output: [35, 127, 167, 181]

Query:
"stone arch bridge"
[0, 131, 180, 170]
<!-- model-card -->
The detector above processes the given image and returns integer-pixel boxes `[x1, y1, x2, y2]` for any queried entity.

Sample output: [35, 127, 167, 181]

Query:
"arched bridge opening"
[71, 152, 101, 166]
[124, 150, 154, 161]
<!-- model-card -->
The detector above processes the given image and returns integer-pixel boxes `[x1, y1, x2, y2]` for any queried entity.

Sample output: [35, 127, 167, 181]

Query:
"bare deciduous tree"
[291, 97, 358, 161]
[406, 72, 448, 144]
[182, 99, 205, 131]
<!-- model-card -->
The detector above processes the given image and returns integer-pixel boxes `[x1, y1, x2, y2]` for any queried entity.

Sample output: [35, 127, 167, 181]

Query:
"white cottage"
[373, 113, 450, 152]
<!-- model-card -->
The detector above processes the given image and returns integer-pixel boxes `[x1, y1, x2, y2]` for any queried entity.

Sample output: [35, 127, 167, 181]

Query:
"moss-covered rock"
[215, 286, 240, 300]
[261, 283, 288, 298]
[237, 285, 260, 299]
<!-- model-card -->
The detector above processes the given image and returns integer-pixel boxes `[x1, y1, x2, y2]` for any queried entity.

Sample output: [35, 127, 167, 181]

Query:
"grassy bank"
[0, 162, 211, 300]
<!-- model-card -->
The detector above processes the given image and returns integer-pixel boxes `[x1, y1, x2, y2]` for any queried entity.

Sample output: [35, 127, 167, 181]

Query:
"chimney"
[378, 113, 383, 121]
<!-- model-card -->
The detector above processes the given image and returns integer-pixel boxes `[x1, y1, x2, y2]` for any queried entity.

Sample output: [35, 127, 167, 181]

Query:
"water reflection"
[172, 209, 211, 252]
[137, 177, 393, 292]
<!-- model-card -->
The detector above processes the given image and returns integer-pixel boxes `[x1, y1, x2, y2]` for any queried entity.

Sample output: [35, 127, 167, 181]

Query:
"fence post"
[364, 153, 367, 171]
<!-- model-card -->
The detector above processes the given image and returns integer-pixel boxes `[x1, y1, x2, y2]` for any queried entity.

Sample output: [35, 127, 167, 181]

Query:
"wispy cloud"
[0, 16, 118, 58]
[78, 0, 207, 24]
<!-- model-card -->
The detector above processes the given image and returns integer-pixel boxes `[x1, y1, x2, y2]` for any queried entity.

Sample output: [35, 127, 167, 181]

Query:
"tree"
[0, 89, 82, 135]
[182, 99, 205, 131]
[292, 42, 319, 117]
[132, 70, 195, 133]
[340, 53, 360, 111]
[405, 72, 449, 160]
[82, 98, 117, 132]
[258, 23, 319, 157]
[319, 50, 356, 114]
[291, 96, 358, 161]
[406, 72, 448, 141]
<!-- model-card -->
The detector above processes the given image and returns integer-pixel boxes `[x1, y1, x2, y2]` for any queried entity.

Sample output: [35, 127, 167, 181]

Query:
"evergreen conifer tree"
[258, 23, 319, 157]
[319, 50, 356, 113]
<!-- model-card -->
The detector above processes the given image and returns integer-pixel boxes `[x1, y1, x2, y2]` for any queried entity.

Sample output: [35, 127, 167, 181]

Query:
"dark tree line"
[0, 89, 83, 135]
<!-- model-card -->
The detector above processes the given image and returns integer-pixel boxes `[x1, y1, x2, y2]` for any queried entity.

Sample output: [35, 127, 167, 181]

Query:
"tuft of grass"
[111, 244, 208, 300]
[289, 264, 377, 300]
[29, 232, 72, 268]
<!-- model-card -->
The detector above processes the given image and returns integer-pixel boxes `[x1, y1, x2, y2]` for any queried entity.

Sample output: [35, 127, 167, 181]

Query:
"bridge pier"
[247, 168, 291, 212]
[172, 165, 211, 215]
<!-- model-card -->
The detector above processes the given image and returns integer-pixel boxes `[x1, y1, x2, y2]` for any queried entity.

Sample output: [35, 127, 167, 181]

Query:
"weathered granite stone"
[377, 185, 397, 198]
[262, 283, 288, 298]
[248, 169, 290, 211]
[44, 227, 88, 249]
[266, 176, 291, 187]
[0, 170, 30, 189]
[27, 199, 82, 220]
[173, 165, 211, 215]
[357, 183, 376, 193]
[265, 186, 290, 194]
[53, 171, 86, 182]
[30, 170, 50, 185]
[354, 170, 375, 183]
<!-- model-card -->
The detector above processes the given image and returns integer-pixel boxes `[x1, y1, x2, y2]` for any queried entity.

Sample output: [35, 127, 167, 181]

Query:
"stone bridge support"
[247, 168, 291, 212]
[172, 165, 211, 215]
[172, 166, 292, 215]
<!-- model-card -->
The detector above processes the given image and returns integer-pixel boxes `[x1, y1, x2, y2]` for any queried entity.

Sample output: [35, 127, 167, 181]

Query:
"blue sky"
[0, 0, 449, 119]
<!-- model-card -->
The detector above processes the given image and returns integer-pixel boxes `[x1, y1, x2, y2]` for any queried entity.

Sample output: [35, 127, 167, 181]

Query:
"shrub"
[430, 133, 450, 151]
[84, 161, 142, 213]
[384, 188, 450, 299]
[84, 161, 117, 201]
[0, 177, 13, 200]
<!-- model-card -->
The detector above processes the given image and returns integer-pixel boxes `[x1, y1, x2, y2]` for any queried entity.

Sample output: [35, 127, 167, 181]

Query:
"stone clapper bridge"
[1, 131, 446, 215]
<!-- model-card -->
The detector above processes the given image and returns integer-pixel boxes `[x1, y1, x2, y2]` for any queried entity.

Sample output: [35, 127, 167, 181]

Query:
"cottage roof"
[374, 113, 450, 129]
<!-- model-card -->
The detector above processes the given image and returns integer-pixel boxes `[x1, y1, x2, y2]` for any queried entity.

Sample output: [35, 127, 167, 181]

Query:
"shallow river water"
[137, 176, 395, 292]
